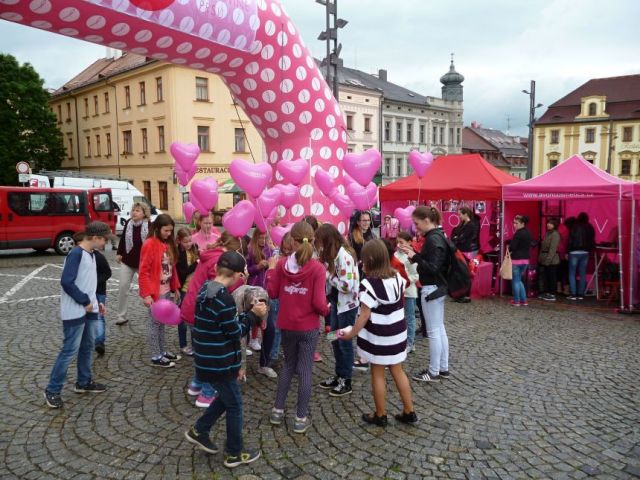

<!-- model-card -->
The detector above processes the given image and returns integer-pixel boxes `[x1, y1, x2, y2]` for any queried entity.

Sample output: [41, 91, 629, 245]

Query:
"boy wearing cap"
[44, 221, 111, 409]
[184, 251, 267, 468]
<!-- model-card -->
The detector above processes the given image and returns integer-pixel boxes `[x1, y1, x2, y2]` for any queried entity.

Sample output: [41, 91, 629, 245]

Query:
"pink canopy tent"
[503, 155, 634, 310]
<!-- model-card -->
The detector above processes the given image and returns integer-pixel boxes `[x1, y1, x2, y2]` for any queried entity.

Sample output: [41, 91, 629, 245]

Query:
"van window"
[8, 192, 85, 215]
[93, 192, 112, 211]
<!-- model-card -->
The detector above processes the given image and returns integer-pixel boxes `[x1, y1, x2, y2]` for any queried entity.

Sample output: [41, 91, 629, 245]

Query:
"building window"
[396, 122, 402, 142]
[158, 126, 165, 152]
[440, 127, 445, 145]
[124, 86, 131, 108]
[95, 135, 101, 156]
[85, 136, 91, 157]
[156, 77, 163, 102]
[141, 128, 148, 153]
[364, 116, 371, 133]
[585, 128, 596, 143]
[123, 130, 133, 154]
[549, 159, 558, 169]
[197, 126, 210, 151]
[433, 126, 438, 145]
[419, 124, 425, 143]
[66, 102, 71, 121]
[449, 127, 454, 146]
[93, 95, 99, 115]
[407, 123, 413, 143]
[346, 114, 354, 131]
[620, 159, 631, 176]
[234, 128, 246, 152]
[106, 133, 111, 156]
[588, 102, 597, 116]
[158, 181, 168, 210]
[384, 121, 390, 141]
[143, 181, 151, 201]
[396, 159, 402, 177]
[622, 126, 633, 142]
[456, 127, 461, 146]
[196, 77, 209, 101]
[139, 81, 146, 105]
[347, 144, 355, 153]
[550, 129, 560, 144]
[384, 158, 392, 176]
[104, 92, 110, 113]
[67, 138, 73, 159]
[84, 98, 89, 117]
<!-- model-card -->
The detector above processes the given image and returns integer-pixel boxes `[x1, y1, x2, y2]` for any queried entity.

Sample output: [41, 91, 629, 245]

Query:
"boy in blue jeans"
[184, 251, 266, 468]
[44, 222, 111, 409]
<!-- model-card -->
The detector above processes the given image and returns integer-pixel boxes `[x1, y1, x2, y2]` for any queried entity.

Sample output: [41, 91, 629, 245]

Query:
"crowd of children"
[44, 205, 457, 469]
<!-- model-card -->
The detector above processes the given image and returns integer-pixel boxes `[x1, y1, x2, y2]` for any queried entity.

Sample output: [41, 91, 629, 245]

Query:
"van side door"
[6, 191, 52, 249]
[90, 189, 117, 234]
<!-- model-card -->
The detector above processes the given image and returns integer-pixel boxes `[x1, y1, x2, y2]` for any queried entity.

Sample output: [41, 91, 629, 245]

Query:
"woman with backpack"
[399, 206, 450, 383]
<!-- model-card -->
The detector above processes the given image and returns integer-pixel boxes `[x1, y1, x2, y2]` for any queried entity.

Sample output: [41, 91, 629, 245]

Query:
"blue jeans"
[569, 252, 589, 296]
[260, 301, 278, 367]
[46, 315, 98, 394]
[95, 294, 106, 346]
[511, 264, 529, 303]
[420, 286, 448, 376]
[195, 379, 243, 455]
[330, 304, 357, 379]
[404, 297, 416, 347]
[269, 300, 281, 361]
[190, 375, 217, 398]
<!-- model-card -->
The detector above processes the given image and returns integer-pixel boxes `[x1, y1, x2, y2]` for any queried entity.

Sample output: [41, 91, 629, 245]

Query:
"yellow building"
[50, 52, 263, 220]
[533, 74, 640, 179]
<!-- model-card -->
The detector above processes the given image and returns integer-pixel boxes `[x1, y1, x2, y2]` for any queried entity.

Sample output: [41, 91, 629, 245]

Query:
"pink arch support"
[1, 0, 349, 231]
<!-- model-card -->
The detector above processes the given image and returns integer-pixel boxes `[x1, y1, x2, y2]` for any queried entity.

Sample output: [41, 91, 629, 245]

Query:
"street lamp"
[316, 0, 348, 99]
[522, 80, 543, 179]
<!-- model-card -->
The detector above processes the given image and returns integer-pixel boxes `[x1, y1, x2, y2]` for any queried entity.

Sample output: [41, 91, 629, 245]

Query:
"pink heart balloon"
[408, 150, 434, 178]
[342, 148, 382, 187]
[276, 158, 310, 186]
[150, 299, 181, 326]
[256, 187, 283, 215]
[254, 206, 277, 233]
[230, 159, 273, 198]
[222, 200, 256, 238]
[170, 142, 200, 172]
[394, 205, 416, 230]
[183, 201, 197, 223]
[274, 183, 299, 208]
[331, 191, 356, 216]
[190, 177, 219, 215]
[314, 167, 337, 197]
[270, 224, 293, 246]
[175, 163, 198, 186]
[346, 182, 378, 211]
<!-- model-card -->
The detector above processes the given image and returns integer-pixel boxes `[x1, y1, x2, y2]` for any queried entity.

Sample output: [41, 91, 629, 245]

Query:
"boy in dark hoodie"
[184, 251, 266, 469]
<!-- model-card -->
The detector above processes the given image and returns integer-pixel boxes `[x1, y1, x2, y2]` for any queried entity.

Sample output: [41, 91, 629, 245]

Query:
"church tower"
[441, 55, 464, 102]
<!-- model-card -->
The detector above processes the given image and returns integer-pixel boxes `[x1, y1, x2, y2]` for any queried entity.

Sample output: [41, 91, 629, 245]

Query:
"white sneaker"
[249, 338, 262, 351]
[257, 366, 278, 378]
[245, 348, 253, 356]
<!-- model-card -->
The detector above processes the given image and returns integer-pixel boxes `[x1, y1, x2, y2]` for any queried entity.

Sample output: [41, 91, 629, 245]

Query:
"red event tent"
[380, 153, 520, 202]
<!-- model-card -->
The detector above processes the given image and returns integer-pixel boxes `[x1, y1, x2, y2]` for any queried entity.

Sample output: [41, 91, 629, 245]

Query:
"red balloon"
[129, 0, 175, 11]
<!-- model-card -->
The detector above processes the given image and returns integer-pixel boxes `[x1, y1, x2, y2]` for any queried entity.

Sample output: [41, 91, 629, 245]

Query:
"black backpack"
[438, 234, 472, 299]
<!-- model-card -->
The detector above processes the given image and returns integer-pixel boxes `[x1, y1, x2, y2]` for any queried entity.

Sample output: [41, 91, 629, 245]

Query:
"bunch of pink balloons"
[171, 142, 199, 187]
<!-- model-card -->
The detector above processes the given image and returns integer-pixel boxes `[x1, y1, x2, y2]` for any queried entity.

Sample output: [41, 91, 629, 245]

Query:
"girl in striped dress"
[341, 239, 417, 426]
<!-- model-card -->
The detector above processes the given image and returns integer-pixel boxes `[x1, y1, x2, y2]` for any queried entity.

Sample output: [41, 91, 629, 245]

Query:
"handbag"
[499, 250, 513, 280]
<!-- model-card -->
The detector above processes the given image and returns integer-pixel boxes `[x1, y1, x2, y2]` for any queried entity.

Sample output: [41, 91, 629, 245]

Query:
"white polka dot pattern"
[3, 0, 349, 225]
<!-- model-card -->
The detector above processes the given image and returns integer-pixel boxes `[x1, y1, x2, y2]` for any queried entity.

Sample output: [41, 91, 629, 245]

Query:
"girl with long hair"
[176, 227, 199, 355]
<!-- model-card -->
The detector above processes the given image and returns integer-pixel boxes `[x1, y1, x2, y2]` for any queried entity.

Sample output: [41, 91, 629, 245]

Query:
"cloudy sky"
[1, 0, 638, 137]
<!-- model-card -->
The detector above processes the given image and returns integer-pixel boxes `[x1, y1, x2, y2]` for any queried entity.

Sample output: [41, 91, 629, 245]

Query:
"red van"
[0, 187, 116, 254]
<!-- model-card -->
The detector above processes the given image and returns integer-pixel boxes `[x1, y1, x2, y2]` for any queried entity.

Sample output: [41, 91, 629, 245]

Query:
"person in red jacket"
[266, 221, 329, 434]
[139, 214, 181, 368]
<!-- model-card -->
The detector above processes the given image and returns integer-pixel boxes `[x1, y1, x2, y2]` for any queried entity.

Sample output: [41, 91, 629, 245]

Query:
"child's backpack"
[438, 233, 472, 299]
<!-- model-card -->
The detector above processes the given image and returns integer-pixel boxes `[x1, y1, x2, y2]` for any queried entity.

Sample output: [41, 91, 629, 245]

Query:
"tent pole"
[617, 196, 624, 311]
[630, 196, 636, 312]
[499, 200, 504, 297]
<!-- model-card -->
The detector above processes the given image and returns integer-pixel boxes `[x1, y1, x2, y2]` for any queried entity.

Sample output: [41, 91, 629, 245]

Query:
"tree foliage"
[0, 54, 64, 185]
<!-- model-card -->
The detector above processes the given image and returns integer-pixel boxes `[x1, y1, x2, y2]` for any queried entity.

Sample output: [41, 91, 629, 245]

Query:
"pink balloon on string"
[346, 182, 378, 211]
[190, 177, 219, 215]
[314, 167, 337, 197]
[270, 224, 293, 246]
[331, 191, 356, 216]
[229, 159, 273, 198]
[408, 150, 434, 178]
[394, 205, 416, 229]
[342, 172, 358, 189]
[175, 163, 198, 186]
[183, 201, 197, 223]
[150, 299, 181, 326]
[170, 142, 200, 172]
[256, 187, 283, 214]
[342, 148, 382, 187]
[277, 159, 310, 186]
[274, 183, 299, 208]
[254, 206, 277, 233]
[222, 200, 256, 238]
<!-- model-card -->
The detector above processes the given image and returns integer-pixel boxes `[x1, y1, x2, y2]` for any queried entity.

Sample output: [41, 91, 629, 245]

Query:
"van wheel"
[54, 233, 75, 255]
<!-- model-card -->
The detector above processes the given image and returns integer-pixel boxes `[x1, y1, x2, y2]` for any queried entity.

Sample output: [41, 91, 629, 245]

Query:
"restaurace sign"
[197, 166, 230, 174]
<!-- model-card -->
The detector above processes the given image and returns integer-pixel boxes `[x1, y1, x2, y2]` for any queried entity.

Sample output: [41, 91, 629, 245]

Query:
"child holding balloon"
[139, 214, 181, 368]
[176, 228, 199, 356]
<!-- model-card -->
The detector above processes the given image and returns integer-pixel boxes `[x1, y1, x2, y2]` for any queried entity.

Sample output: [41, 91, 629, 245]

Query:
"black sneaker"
[163, 351, 182, 362]
[73, 381, 107, 393]
[353, 360, 369, 372]
[318, 376, 338, 390]
[224, 449, 261, 468]
[329, 378, 352, 397]
[184, 427, 219, 454]
[44, 390, 63, 409]
[95, 343, 105, 356]
[394, 411, 418, 424]
[151, 357, 175, 368]
[115, 318, 129, 326]
[439, 370, 451, 379]
[412, 369, 440, 382]
[362, 412, 387, 427]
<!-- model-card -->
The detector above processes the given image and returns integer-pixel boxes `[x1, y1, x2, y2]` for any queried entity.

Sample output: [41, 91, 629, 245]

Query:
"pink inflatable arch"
[0, 0, 351, 231]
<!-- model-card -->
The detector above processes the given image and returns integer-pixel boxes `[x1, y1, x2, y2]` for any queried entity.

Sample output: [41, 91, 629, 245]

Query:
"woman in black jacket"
[451, 206, 479, 303]
[399, 206, 450, 383]
[508, 215, 532, 306]
[567, 212, 595, 300]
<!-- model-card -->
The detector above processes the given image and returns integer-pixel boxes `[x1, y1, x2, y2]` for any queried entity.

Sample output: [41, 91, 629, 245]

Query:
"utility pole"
[316, 0, 347, 100]
[522, 81, 543, 178]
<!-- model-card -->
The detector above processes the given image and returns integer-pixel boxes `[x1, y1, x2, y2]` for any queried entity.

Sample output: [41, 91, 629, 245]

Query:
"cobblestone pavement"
[1, 250, 639, 480]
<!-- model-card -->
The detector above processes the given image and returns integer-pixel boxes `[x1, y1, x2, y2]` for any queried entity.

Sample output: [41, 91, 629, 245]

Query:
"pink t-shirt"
[191, 228, 221, 252]
[159, 252, 172, 295]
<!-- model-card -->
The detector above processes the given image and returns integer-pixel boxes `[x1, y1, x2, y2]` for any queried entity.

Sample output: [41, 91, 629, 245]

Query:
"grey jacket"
[538, 230, 561, 266]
